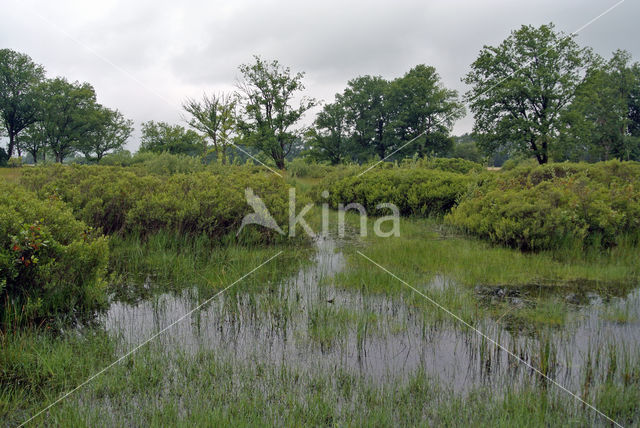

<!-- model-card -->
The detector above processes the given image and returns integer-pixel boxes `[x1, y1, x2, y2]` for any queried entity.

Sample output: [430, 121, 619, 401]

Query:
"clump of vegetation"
[0, 182, 109, 329]
[400, 157, 484, 174]
[447, 160, 640, 250]
[20, 164, 290, 241]
[317, 167, 476, 217]
[286, 158, 334, 178]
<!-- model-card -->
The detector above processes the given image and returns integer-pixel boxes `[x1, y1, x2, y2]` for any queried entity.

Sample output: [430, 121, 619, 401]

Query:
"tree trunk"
[8, 133, 15, 158]
[274, 152, 285, 170]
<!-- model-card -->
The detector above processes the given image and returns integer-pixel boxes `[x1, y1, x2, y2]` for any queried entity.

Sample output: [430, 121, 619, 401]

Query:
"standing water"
[104, 235, 640, 394]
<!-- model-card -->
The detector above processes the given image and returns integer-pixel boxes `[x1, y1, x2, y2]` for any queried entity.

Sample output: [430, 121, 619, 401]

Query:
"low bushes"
[401, 157, 484, 174]
[0, 182, 109, 329]
[20, 164, 290, 241]
[316, 168, 476, 217]
[446, 160, 640, 250]
[286, 158, 334, 178]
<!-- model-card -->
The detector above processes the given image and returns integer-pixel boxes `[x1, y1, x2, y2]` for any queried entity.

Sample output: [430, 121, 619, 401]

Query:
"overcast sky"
[2, 0, 638, 151]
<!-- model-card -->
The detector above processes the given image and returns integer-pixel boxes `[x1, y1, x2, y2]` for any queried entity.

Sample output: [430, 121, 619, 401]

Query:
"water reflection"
[104, 236, 640, 393]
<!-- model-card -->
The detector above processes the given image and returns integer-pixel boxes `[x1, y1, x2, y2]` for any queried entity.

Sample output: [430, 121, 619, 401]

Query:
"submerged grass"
[4, 338, 638, 427]
[304, 207, 639, 328]
[108, 230, 312, 302]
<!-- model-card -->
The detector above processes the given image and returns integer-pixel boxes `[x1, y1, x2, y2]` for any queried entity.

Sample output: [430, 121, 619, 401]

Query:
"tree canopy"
[139, 121, 203, 156]
[464, 23, 593, 164]
[0, 49, 45, 157]
[236, 56, 316, 169]
[183, 92, 236, 163]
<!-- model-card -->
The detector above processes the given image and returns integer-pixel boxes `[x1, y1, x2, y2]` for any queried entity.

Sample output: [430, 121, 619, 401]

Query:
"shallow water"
[104, 235, 640, 394]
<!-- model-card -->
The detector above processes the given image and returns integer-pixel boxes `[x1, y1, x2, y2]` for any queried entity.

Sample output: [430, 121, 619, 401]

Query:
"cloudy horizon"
[2, 0, 637, 151]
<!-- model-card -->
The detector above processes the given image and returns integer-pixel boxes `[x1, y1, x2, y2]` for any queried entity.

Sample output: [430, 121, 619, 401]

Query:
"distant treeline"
[1, 22, 639, 167]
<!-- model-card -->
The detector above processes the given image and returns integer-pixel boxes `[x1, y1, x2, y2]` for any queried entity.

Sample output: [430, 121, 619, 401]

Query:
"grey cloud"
[2, 0, 638, 145]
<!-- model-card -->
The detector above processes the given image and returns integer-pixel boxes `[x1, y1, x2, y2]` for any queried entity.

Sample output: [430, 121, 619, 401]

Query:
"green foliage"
[317, 167, 475, 216]
[310, 65, 463, 164]
[337, 75, 391, 160]
[306, 102, 351, 165]
[183, 92, 236, 163]
[7, 157, 22, 168]
[401, 157, 484, 174]
[447, 160, 640, 250]
[35, 77, 98, 163]
[464, 23, 593, 164]
[20, 164, 290, 242]
[451, 134, 484, 163]
[0, 49, 45, 158]
[0, 148, 7, 167]
[77, 106, 134, 162]
[139, 121, 203, 156]
[389, 64, 465, 157]
[130, 151, 205, 175]
[237, 56, 317, 169]
[558, 50, 640, 162]
[286, 158, 333, 178]
[0, 182, 109, 329]
[99, 151, 205, 173]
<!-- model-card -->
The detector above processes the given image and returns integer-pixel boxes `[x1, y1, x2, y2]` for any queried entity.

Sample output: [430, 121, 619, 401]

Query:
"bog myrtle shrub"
[446, 160, 640, 250]
[401, 157, 484, 174]
[286, 158, 334, 179]
[0, 182, 109, 328]
[316, 168, 476, 217]
[20, 164, 289, 241]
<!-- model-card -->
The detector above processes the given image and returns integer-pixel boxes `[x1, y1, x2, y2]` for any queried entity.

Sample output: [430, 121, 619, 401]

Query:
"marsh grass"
[5, 339, 638, 427]
[313, 207, 639, 327]
[108, 231, 312, 301]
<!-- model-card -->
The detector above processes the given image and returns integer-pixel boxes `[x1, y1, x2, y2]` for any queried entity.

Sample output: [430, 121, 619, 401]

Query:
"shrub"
[446, 160, 640, 250]
[130, 151, 205, 175]
[0, 182, 109, 329]
[316, 168, 476, 217]
[99, 150, 134, 166]
[286, 158, 333, 179]
[7, 157, 22, 168]
[20, 164, 290, 242]
[401, 157, 485, 174]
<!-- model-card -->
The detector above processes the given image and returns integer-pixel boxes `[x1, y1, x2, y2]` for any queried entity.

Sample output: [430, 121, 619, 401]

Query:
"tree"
[307, 101, 352, 164]
[339, 75, 392, 160]
[464, 23, 593, 164]
[183, 93, 236, 163]
[451, 134, 483, 163]
[311, 65, 463, 163]
[79, 106, 134, 162]
[19, 121, 47, 163]
[0, 49, 45, 157]
[559, 50, 640, 161]
[390, 65, 464, 157]
[37, 77, 97, 163]
[139, 121, 203, 155]
[236, 56, 316, 169]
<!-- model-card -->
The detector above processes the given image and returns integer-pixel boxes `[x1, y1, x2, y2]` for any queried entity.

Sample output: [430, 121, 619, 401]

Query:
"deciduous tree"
[236, 56, 316, 169]
[464, 24, 593, 164]
[183, 93, 235, 163]
[0, 49, 45, 157]
[139, 121, 203, 156]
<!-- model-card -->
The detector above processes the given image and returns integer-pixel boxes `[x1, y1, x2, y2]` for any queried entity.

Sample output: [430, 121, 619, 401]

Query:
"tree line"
[1, 22, 639, 168]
